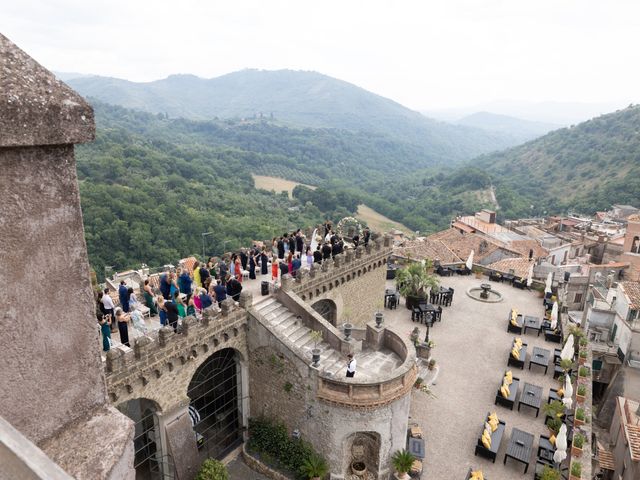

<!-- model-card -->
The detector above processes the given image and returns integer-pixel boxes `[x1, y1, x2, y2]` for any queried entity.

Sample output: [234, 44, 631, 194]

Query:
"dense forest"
[77, 101, 640, 278]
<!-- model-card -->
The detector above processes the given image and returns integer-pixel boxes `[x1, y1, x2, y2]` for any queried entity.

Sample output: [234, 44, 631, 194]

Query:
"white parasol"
[560, 334, 574, 361]
[310, 228, 318, 252]
[527, 262, 534, 287]
[562, 375, 573, 409]
[466, 250, 474, 271]
[553, 424, 567, 464]
[544, 272, 553, 294]
[549, 302, 559, 331]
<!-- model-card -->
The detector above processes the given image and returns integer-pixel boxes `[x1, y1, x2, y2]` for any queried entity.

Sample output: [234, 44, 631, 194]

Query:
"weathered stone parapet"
[104, 309, 249, 405]
[239, 290, 253, 308]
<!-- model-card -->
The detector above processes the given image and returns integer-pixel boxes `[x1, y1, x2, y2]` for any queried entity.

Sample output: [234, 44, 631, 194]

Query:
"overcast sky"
[2, 0, 639, 110]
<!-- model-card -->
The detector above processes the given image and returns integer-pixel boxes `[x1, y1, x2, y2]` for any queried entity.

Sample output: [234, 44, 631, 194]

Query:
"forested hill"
[77, 101, 445, 276]
[66, 69, 521, 163]
[474, 105, 640, 216]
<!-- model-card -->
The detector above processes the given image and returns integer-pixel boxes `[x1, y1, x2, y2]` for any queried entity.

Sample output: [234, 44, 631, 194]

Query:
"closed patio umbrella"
[549, 302, 559, 330]
[553, 424, 567, 464]
[526, 262, 534, 287]
[545, 272, 553, 294]
[562, 375, 573, 409]
[466, 250, 474, 271]
[560, 334, 574, 361]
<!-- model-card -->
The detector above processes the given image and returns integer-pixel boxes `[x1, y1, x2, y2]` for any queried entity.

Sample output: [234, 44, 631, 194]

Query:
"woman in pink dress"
[235, 256, 242, 283]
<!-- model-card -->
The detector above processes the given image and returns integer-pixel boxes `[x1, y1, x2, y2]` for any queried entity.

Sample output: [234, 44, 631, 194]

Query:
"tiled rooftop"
[486, 257, 532, 279]
[621, 281, 640, 309]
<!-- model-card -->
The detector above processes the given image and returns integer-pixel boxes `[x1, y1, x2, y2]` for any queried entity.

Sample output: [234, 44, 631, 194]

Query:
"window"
[632, 236, 640, 254]
[574, 293, 583, 304]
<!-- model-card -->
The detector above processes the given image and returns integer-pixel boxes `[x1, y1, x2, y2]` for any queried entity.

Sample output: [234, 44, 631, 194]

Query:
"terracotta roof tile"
[394, 237, 460, 264]
[425, 229, 506, 263]
[621, 281, 640, 310]
[179, 256, 199, 275]
[597, 443, 615, 470]
[486, 257, 532, 279]
[626, 424, 640, 461]
[508, 240, 549, 259]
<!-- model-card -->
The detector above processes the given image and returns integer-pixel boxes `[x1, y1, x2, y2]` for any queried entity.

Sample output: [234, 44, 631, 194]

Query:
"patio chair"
[474, 412, 506, 463]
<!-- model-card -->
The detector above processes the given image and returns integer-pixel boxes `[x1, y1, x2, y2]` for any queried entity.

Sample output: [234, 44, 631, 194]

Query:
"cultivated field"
[252, 175, 316, 199]
[356, 204, 412, 235]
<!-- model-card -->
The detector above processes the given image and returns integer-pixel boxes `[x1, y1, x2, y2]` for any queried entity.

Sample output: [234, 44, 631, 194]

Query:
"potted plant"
[473, 267, 483, 279]
[571, 433, 585, 458]
[342, 308, 353, 341]
[396, 261, 439, 310]
[195, 459, 229, 480]
[543, 400, 565, 420]
[578, 349, 587, 365]
[540, 465, 562, 480]
[579, 337, 587, 348]
[428, 358, 436, 370]
[375, 300, 384, 327]
[310, 330, 323, 367]
[574, 407, 586, 427]
[570, 461, 581, 480]
[560, 358, 573, 372]
[299, 454, 329, 480]
[546, 418, 562, 436]
[534, 284, 546, 298]
[576, 384, 586, 404]
[414, 377, 424, 389]
[578, 366, 589, 379]
[391, 449, 416, 479]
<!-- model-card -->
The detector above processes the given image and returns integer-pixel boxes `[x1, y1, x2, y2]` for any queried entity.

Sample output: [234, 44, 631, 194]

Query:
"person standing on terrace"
[277, 236, 285, 259]
[260, 248, 269, 276]
[178, 269, 192, 303]
[193, 261, 202, 289]
[98, 313, 111, 352]
[143, 279, 158, 316]
[114, 308, 130, 347]
[118, 281, 130, 313]
[101, 288, 116, 331]
[159, 271, 172, 300]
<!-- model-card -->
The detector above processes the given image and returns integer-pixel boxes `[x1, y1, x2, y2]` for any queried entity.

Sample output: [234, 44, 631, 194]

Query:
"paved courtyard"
[383, 275, 561, 480]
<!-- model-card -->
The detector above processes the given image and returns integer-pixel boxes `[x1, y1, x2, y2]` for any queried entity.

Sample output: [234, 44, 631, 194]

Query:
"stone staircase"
[253, 298, 401, 380]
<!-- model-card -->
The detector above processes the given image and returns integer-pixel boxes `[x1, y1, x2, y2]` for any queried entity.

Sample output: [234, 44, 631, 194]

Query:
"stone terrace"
[383, 275, 562, 480]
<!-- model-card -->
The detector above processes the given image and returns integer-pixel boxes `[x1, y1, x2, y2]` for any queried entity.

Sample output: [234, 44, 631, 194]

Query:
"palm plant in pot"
[396, 260, 439, 310]
[391, 449, 416, 479]
[310, 330, 323, 367]
[299, 454, 329, 480]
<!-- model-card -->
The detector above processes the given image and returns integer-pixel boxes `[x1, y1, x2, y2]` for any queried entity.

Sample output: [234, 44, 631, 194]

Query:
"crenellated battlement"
[282, 234, 393, 304]
[104, 303, 249, 407]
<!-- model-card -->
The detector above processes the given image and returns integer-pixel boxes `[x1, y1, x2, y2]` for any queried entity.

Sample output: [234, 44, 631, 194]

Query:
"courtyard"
[382, 274, 561, 480]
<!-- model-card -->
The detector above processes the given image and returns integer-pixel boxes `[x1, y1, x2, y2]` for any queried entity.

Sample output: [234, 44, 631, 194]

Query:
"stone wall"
[105, 307, 249, 412]
[287, 240, 392, 327]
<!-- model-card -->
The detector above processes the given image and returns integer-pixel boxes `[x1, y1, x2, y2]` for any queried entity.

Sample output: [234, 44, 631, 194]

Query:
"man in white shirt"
[101, 288, 115, 330]
[346, 354, 356, 378]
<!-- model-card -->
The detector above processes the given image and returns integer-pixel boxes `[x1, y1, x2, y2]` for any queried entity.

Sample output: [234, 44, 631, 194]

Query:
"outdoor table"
[418, 303, 436, 325]
[408, 436, 425, 459]
[504, 428, 534, 473]
[502, 273, 516, 283]
[518, 382, 542, 417]
[384, 288, 397, 308]
[523, 316, 541, 336]
[529, 347, 550, 374]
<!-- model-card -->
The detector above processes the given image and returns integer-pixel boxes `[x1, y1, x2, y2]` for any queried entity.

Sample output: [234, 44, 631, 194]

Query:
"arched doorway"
[187, 348, 242, 459]
[311, 299, 337, 325]
[117, 398, 173, 479]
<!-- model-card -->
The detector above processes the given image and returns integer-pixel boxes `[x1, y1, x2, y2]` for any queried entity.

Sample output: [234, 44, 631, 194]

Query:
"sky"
[2, 0, 640, 111]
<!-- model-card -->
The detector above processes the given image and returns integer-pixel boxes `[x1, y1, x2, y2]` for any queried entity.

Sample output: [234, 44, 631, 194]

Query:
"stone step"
[289, 327, 311, 344]
[256, 298, 279, 315]
[276, 317, 298, 332]
[263, 305, 289, 320]
[297, 335, 316, 350]
[270, 312, 296, 327]
[282, 320, 304, 337]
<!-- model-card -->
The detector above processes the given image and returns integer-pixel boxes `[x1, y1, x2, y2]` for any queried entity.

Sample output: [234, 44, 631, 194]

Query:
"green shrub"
[576, 407, 585, 421]
[299, 454, 329, 479]
[579, 366, 589, 377]
[540, 465, 561, 480]
[571, 461, 582, 477]
[573, 433, 585, 449]
[577, 384, 586, 396]
[391, 449, 416, 474]
[195, 459, 229, 480]
[248, 417, 325, 479]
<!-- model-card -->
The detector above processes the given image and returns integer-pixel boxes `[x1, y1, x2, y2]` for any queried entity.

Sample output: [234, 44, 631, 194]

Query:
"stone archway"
[342, 431, 381, 478]
[311, 298, 337, 325]
[187, 348, 243, 460]
[117, 398, 171, 479]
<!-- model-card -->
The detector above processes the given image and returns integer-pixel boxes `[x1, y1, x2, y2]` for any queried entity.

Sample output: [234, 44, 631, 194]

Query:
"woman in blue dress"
[98, 313, 111, 352]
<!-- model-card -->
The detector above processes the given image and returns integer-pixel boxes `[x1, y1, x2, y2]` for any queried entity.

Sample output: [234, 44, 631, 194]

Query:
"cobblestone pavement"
[382, 275, 562, 480]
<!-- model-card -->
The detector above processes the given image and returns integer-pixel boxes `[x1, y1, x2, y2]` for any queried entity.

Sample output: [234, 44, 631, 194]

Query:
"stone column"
[0, 34, 134, 479]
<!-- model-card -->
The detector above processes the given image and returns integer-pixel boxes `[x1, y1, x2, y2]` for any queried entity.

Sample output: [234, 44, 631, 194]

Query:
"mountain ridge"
[66, 69, 525, 164]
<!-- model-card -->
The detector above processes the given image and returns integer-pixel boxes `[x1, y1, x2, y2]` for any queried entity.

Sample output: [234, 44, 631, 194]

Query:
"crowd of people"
[96, 222, 371, 352]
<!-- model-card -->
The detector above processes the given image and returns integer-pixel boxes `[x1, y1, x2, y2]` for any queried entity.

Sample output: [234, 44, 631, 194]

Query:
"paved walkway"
[382, 275, 561, 480]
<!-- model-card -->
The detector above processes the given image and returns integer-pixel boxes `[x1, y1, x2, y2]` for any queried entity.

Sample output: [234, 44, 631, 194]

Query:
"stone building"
[0, 33, 412, 480]
[0, 33, 134, 479]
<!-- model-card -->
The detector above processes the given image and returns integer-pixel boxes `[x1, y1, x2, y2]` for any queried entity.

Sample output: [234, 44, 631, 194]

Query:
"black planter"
[343, 323, 353, 341]
[405, 295, 426, 310]
[375, 312, 384, 328]
[312, 348, 321, 367]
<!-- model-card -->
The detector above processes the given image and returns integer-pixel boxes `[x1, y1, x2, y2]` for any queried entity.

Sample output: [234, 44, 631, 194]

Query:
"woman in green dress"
[143, 279, 158, 316]
[98, 313, 112, 352]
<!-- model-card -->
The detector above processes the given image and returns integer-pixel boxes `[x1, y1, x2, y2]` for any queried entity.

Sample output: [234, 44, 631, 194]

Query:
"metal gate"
[187, 348, 242, 459]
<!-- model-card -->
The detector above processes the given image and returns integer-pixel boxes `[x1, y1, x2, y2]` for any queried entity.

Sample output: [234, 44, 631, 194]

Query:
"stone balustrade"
[316, 327, 417, 409]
